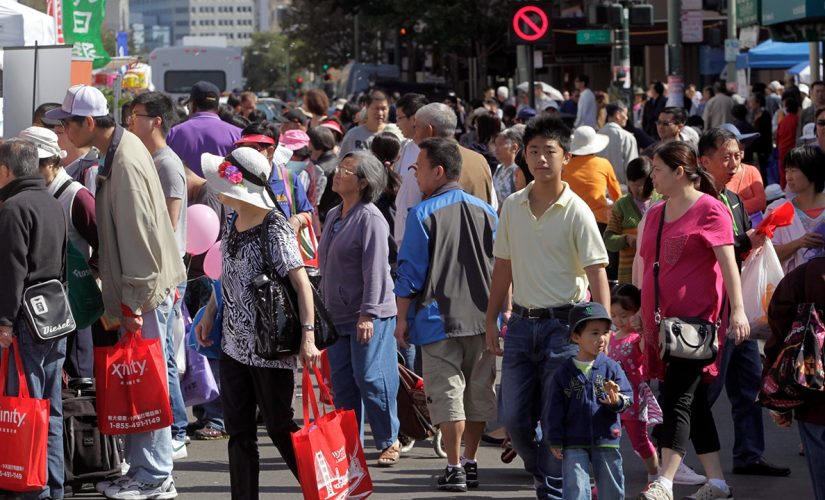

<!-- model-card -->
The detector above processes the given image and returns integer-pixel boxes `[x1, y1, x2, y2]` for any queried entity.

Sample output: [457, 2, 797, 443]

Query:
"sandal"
[500, 438, 517, 464]
[194, 425, 228, 440]
[377, 441, 401, 467]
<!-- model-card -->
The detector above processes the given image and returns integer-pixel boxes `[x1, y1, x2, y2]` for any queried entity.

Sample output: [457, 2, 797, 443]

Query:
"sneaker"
[171, 440, 188, 460]
[106, 475, 177, 499]
[684, 483, 733, 500]
[637, 480, 674, 500]
[463, 462, 478, 488]
[673, 463, 707, 485]
[96, 474, 130, 494]
[437, 466, 467, 492]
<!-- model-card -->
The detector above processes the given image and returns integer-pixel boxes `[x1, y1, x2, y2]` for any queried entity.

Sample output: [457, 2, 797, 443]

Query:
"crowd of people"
[0, 72, 823, 500]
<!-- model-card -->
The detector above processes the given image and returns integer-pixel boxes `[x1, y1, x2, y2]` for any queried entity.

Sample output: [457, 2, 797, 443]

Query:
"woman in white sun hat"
[195, 146, 320, 498]
[18, 125, 99, 379]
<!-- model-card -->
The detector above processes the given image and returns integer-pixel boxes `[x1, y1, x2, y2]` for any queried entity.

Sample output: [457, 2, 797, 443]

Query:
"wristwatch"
[301, 324, 315, 332]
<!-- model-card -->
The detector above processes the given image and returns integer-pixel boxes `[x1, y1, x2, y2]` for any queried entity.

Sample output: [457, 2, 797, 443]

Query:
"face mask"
[286, 160, 307, 175]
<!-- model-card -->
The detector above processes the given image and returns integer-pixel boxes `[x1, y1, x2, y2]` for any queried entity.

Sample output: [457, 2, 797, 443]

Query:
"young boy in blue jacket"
[547, 302, 633, 500]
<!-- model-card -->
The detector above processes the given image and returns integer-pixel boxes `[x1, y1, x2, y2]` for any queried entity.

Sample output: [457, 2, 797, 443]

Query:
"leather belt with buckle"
[512, 304, 572, 320]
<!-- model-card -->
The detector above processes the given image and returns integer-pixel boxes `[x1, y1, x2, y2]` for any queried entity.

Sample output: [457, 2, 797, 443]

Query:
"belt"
[512, 304, 573, 320]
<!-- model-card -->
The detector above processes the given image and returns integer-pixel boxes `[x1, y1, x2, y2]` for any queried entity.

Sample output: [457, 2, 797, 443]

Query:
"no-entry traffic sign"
[508, 2, 552, 46]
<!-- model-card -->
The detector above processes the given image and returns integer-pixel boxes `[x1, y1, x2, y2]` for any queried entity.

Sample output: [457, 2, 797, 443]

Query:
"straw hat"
[570, 126, 610, 156]
[202, 147, 275, 210]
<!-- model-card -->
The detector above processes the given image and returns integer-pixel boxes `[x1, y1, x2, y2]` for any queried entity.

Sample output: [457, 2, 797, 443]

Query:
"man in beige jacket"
[47, 85, 186, 499]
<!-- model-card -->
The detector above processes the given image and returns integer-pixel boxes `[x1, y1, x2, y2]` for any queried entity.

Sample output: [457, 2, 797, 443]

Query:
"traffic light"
[399, 27, 407, 36]
[324, 73, 331, 81]
[322, 63, 329, 71]
[296, 76, 304, 85]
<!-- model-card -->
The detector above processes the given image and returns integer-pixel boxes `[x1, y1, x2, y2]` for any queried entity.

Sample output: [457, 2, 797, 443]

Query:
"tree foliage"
[243, 32, 293, 93]
[284, 0, 510, 73]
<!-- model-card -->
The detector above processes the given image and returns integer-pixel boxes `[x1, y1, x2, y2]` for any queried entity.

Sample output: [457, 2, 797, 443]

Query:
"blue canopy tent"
[736, 40, 810, 69]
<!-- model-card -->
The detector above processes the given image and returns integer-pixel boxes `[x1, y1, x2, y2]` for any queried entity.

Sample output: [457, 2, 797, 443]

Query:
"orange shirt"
[562, 155, 623, 224]
[726, 163, 766, 215]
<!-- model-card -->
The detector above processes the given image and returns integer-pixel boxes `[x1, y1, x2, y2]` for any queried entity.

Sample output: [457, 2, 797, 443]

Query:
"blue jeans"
[326, 317, 400, 450]
[500, 315, 577, 499]
[193, 357, 224, 431]
[799, 421, 825, 500]
[160, 282, 188, 442]
[707, 337, 764, 467]
[4, 324, 67, 499]
[123, 295, 174, 483]
[562, 447, 624, 500]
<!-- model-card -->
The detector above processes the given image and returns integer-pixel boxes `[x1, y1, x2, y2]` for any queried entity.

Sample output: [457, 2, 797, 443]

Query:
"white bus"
[149, 46, 243, 99]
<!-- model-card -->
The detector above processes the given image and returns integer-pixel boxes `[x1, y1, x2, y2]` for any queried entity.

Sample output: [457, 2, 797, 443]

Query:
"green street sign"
[736, 0, 760, 27]
[762, 0, 825, 25]
[576, 29, 611, 45]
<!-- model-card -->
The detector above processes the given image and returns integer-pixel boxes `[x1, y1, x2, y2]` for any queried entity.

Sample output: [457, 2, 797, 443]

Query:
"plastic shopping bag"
[180, 347, 219, 407]
[292, 366, 372, 500]
[94, 329, 173, 435]
[741, 240, 785, 340]
[0, 339, 49, 491]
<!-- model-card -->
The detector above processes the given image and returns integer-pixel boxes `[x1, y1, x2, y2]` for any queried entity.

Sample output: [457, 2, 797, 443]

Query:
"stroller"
[396, 361, 445, 458]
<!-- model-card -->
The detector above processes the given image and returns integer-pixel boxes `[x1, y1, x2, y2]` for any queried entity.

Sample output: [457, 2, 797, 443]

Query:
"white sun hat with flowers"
[202, 147, 276, 210]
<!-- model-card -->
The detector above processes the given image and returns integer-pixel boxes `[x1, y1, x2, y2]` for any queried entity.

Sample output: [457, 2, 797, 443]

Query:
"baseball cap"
[719, 123, 759, 144]
[283, 108, 309, 126]
[568, 302, 612, 334]
[517, 107, 537, 120]
[17, 126, 66, 159]
[188, 81, 220, 106]
[44, 84, 109, 121]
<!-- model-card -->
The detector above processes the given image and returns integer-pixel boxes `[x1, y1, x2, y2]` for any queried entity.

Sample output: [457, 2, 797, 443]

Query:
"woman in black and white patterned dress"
[196, 147, 320, 500]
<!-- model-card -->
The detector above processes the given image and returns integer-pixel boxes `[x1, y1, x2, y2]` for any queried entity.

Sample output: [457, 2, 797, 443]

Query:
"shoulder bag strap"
[653, 203, 667, 326]
[258, 210, 276, 277]
[53, 178, 75, 200]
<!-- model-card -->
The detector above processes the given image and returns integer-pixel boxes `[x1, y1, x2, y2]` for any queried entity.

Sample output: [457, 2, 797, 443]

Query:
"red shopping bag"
[292, 366, 372, 500]
[94, 329, 173, 435]
[0, 338, 49, 491]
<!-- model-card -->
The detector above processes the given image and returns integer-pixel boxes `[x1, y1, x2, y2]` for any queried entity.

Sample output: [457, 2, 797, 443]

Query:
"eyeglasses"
[130, 112, 153, 120]
[656, 120, 675, 126]
[816, 120, 825, 127]
[334, 166, 358, 177]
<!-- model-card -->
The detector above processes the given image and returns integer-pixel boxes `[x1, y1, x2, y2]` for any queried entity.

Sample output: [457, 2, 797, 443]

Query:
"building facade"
[130, 0, 257, 48]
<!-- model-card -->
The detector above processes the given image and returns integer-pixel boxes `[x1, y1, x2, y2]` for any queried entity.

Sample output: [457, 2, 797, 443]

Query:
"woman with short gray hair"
[317, 150, 402, 466]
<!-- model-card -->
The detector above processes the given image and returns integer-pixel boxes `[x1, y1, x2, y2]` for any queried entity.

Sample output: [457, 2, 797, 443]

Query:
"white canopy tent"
[0, 0, 56, 48]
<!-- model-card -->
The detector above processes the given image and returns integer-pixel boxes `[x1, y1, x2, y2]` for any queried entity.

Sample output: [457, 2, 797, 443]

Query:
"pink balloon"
[203, 242, 222, 279]
[186, 204, 220, 255]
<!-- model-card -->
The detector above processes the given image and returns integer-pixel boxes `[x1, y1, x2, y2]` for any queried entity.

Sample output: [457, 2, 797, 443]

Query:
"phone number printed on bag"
[0, 463, 24, 481]
[107, 409, 163, 431]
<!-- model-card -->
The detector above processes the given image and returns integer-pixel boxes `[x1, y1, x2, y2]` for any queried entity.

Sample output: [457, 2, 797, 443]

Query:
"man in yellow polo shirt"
[485, 115, 610, 499]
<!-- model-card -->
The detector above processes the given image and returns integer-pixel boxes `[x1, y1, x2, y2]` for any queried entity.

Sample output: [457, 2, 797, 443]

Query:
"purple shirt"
[167, 112, 242, 177]
[318, 202, 397, 325]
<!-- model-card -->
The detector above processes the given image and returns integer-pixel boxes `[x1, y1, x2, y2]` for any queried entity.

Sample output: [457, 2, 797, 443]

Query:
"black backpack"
[62, 378, 123, 495]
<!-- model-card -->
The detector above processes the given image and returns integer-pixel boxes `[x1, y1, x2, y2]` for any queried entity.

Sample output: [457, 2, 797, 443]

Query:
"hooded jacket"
[547, 352, 633, 449]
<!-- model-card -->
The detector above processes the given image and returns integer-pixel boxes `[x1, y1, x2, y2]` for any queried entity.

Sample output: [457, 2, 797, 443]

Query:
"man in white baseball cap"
[49, 84, 186, 499]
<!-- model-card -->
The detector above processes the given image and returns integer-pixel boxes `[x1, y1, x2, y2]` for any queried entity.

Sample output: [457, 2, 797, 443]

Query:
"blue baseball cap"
[568, 302, 612, 334]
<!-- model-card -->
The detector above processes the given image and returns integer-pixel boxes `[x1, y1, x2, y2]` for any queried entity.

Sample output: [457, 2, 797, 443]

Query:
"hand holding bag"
[653, 204, 719, 365]
[252, 210, 338, 359]
[0, 338, 49, 491]
[291, 365, 373, 500]
[94, 329, 173, 435]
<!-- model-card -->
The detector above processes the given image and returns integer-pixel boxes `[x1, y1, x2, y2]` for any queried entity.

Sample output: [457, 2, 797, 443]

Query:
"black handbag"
[653, 203, 720, 366]
[22, 233, 76, 342]
[252, 210, 338, 359]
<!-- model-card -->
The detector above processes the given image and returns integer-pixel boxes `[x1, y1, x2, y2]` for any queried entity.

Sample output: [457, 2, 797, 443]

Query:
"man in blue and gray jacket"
[394, 137, 498, 493]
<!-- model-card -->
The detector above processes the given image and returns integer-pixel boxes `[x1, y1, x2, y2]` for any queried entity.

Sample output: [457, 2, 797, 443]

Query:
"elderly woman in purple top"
[318, 150, 401, 467]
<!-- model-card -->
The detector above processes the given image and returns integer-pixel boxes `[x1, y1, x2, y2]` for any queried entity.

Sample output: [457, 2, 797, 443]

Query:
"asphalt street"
[73, 368, 814, 500]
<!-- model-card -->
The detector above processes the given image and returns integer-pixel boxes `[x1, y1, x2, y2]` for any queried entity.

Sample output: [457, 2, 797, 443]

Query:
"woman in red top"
[636, 142, 750, 500]
[776, 95, 800, 189]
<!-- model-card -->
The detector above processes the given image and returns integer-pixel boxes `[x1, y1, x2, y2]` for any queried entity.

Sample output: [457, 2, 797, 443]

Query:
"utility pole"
[666, 0, 683, 106]
[726, 0, 737, 91]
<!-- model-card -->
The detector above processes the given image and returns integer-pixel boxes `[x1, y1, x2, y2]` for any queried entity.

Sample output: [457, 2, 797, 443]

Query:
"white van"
[149, 46, 243, 99]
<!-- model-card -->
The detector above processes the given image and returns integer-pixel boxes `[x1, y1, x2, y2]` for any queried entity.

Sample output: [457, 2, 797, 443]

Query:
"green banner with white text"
[63, 0, 110, 69]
